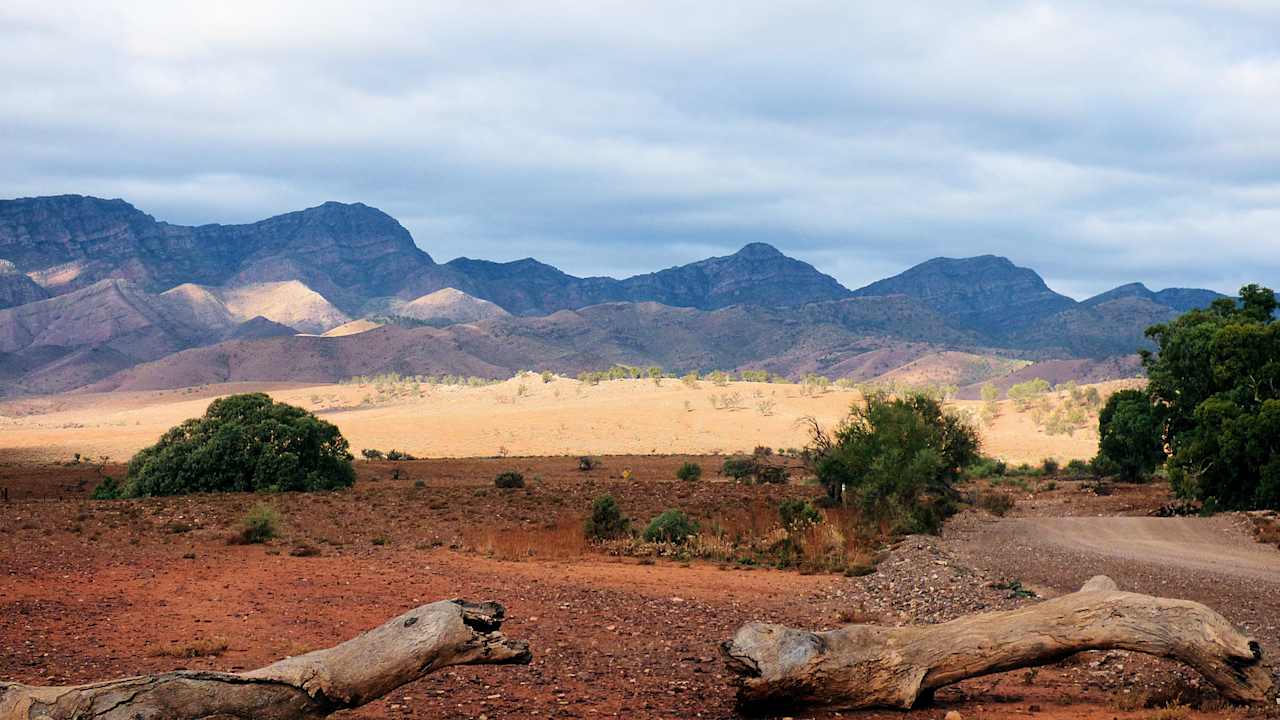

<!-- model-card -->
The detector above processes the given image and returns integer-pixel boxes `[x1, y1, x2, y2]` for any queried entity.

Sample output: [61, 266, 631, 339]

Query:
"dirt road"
[1011, 515, 1280, 584]
[950, 508, 1280, 706]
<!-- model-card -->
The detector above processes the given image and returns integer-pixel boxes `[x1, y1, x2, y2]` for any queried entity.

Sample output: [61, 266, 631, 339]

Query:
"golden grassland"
[0, 375, 1142, 465]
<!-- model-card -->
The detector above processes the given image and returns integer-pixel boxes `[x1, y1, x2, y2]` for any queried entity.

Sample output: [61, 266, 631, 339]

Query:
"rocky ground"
[2, 460, 1278, 719]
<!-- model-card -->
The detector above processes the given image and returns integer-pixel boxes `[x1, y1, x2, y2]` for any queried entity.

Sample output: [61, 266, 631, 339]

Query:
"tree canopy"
[1095, 388, 1164, 482]
[809, 393, 979, 533]
[120, 393, 356, 497]
[1142, 284, 1280, 509]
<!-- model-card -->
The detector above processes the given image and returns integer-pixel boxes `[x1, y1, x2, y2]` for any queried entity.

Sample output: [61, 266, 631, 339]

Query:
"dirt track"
[950, 505, 1280, 707]
[1012, 516, 1280, 584]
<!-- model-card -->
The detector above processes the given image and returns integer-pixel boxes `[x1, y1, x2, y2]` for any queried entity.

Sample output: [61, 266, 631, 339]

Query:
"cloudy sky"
[3, 2, 1278, 298]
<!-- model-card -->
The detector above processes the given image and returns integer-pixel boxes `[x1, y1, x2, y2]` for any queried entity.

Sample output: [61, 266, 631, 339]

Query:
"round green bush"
[675, 461, 702, 482]
[495, 470, 525, 489]
[642, 509, 698, 544]
[584, 494, 629, 539]
[123, 393, 355, 497]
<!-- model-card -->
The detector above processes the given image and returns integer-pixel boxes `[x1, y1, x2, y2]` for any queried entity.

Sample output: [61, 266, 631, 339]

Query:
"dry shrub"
[466, 518, 587, 561]
[151, 637, 229, 658]
[1249, 512, 1280, 548]
[684, 501, 879, 574]
[977, 490, 1015, 517]
[1146, 704, 1191, 720]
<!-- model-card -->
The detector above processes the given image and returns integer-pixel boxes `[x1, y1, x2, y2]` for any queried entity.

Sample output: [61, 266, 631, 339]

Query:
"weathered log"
[722, 575, 1270, 710]
[0, 599, 530, 720]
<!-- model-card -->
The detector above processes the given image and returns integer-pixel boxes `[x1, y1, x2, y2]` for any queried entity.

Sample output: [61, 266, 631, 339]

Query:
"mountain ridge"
[0, 194, 1244, 396]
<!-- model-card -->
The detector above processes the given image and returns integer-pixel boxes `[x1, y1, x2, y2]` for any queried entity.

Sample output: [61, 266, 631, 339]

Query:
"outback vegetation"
[97, 393, 355, 498]
[808, 393, 980, 534]
[1140, 284, 1280, 510]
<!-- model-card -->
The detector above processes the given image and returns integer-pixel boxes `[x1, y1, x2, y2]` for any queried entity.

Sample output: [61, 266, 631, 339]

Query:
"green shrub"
[124, 393, 355, 497]
[809, 392, 979, 534]
[643, 509, 698, 544]
[778, 498, 821, 532]
[584, 494, 630, 540]
[495, 471, 525, 489]
[361, 448, 385, 460]
[755, 465, 790, 484]
[1008, 462, 1043, 477]
[1040, 458, 1060, 476]
[385, 449, 416, 461]
[1094, 388, 1164, 483]
[238, 503, 280, 544]
[721, 457, 757, 482]
[966, 456, 1007, 479]
[675, 461, 702, 482]
[90, 476, 122, 500]
[1064, 459, 1092, 478]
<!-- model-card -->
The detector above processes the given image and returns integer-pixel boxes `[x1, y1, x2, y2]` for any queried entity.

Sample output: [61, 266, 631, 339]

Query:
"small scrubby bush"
[1041, 458, 1060, 475]
[967, 456, 1007, 479]
[237, 503, 280, 544]
[385, 449, 416, 461]
[643, 509, 698, 544]
[1064, 459, 1092, 478]
[90, 476, 122, 500]
[495, 471, 525, 489]
[675, 461, 702, 482]
[977, 491, 1015, 517]
[778, 498, 821, 532]
[721, 457, 757, 482]
[361, 448, 385, 460]
[584, 494, 630, 540]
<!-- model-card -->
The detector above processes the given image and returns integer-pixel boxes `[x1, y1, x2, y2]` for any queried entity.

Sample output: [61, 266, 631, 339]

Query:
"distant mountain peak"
[854, 254, 1075, 336]
[733, 242, 785, 259]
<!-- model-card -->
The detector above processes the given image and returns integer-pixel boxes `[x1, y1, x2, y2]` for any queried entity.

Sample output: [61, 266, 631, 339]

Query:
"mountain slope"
[0, 196, 433, 312]
[1083, 282, 1227, 313]
[88, 295, 982, 392]
[854, 255, 1077, 336]
[616, 242, 851, 309]
[395, 287, 511, 324]
[399, 242, 851, 315]
[0, 260, 48, 309]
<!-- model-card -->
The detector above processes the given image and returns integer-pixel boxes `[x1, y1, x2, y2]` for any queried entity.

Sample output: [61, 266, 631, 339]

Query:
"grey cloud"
[1, 0, 1278, 298]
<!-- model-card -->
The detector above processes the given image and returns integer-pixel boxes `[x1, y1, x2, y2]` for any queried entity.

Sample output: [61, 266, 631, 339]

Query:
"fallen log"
[722, 575, 1270, 710]
[0, 599, 530, 720]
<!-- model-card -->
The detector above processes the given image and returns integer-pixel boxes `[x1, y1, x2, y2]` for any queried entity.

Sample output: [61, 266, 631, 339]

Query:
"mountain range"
[0, 195, 1234, 396]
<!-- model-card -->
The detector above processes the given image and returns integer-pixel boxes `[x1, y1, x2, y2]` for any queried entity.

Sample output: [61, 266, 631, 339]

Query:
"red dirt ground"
[1, 458, 1274, 719]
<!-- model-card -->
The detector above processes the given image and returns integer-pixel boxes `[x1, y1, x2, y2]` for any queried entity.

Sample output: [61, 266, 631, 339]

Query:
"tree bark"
[0, 599, 531, 720]
[721, 575, 1271, 710]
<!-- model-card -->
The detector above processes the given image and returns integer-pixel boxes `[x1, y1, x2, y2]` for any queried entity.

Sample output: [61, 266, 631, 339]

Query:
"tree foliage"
[123, 393, 355, 497]
[1095, 389, 1164, 482]
[584, 494, 629, 540]
[808, 393, 980, 533]
[1142, 284, 1280, 509]
[642, 509, 699, 544]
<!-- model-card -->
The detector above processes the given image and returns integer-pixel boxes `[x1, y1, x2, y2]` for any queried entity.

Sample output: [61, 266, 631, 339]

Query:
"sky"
[2, 2, 1278, 299]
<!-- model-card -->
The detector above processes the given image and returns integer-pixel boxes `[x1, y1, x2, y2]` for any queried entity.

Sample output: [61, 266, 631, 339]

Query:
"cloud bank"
[2, 1, 1278, 297]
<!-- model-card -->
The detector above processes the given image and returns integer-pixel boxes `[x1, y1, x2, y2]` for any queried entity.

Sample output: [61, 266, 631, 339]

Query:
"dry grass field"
[0, 375, 1138, 465]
